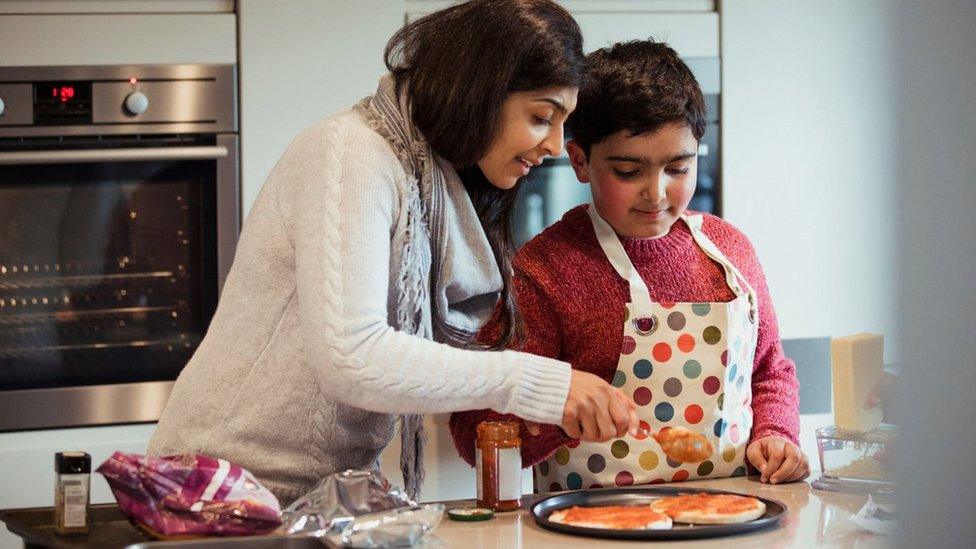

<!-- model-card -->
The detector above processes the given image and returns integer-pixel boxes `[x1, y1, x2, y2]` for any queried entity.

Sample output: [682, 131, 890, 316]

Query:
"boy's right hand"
[560, 370, 639, 442]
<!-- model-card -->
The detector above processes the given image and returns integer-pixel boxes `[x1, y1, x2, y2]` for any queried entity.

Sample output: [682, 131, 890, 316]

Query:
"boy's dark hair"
[384, 0, 584, 350]
[569, 40, 707, 155]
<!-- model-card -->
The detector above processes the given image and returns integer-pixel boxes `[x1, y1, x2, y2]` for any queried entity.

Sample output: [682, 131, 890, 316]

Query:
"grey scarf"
[354, 75, 502, 500]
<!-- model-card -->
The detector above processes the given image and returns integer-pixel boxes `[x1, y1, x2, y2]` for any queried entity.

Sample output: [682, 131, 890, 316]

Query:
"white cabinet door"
[0, 1, 232, 14]
[0, 14, 236, 66]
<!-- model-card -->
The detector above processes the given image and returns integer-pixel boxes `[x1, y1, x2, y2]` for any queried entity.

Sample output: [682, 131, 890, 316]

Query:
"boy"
[451, 40, 808, 488]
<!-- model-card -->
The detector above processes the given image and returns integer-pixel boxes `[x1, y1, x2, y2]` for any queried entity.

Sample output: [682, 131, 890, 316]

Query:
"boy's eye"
[612, 168, 640, 179]
[666, 167, 690, 176]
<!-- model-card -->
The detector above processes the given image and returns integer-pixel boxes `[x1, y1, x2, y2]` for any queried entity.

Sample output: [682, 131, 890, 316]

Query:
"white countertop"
[431, 476, 892, 548]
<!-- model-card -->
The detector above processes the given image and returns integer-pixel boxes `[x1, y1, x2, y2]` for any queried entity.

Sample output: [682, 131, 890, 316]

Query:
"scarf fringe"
[353, 80, 437, 501]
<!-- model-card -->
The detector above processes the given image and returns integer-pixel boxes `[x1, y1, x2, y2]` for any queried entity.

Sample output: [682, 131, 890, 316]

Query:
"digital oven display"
[39, 84, 85, 103]
[33, 81, 93, 124]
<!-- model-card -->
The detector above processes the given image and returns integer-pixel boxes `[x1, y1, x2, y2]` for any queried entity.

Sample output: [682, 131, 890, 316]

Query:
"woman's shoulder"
[266, 109, 411, 206]
[258, 108, 415, 237]
[289, 109, 406, 176]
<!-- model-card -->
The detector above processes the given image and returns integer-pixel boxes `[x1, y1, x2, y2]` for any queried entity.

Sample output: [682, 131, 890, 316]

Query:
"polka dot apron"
[535, 207, 760, 491]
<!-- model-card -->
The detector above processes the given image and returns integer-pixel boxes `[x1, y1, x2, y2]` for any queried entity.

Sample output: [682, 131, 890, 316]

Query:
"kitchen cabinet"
[237, 0, 405, 215]
[0, 1, 232, 13]
[0, 14, 235, 66]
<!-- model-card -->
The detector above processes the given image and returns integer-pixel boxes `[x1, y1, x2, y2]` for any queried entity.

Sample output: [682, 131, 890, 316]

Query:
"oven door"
[0, 134, 238, 431]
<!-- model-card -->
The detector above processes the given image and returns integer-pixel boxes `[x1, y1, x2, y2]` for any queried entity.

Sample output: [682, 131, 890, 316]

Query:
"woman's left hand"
[746, 436, 810, 484]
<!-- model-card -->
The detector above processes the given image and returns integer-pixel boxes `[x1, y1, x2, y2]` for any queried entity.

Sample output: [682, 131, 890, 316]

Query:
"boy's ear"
[566, 140, 590, 183]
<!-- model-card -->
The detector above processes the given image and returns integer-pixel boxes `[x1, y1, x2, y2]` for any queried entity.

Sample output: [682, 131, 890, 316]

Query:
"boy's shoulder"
[692, 210, 758, 259]
[514, 204, 596, 273]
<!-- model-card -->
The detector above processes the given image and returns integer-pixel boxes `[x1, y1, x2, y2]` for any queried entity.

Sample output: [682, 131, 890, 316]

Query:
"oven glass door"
[0, 136, 219, 391]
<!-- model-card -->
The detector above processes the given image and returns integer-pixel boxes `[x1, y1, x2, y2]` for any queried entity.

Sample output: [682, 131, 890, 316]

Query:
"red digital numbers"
[51, 86, 75, 102]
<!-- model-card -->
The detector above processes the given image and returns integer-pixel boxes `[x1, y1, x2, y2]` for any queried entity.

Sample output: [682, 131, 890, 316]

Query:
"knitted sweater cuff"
[750, 427, 800, 447]
[507, 354, 571, 425]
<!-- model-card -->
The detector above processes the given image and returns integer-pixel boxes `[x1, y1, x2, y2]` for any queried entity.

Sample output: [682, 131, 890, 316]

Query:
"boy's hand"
[746, 436, 810, 484]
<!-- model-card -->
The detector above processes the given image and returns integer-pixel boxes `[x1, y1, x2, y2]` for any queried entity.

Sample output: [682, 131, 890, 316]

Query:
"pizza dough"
[550, 505, 673, 530]
[650, 493, 766, 524]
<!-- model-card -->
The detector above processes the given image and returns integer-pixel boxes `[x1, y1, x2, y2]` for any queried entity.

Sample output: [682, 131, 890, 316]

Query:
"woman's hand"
[746, 436, 810, 484]
[559, 370, 639, 442]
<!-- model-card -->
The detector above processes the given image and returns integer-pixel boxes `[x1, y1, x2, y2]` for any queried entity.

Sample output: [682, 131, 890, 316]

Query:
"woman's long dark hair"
[385, 0, 584, 349]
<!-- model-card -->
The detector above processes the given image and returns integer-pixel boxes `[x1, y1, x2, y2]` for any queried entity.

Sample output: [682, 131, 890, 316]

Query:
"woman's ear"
[566, 140, 591, 183]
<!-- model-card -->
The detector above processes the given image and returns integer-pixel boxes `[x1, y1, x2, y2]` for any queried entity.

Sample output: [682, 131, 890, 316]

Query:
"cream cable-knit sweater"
[148, 109, 572, 504]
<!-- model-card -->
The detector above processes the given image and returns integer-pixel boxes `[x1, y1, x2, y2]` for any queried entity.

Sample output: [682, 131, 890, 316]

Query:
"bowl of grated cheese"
[812, 425, 898, 493]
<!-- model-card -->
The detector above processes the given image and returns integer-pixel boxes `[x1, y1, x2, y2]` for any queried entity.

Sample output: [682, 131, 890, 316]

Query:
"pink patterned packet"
[97, 452, 282, 539]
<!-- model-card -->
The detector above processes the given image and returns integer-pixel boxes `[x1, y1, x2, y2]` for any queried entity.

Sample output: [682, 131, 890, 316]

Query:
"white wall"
[721, 1, 899, 355]
[238, 0, 405, 215]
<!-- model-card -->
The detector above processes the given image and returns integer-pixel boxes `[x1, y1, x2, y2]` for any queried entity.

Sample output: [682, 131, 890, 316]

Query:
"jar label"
[61, 474, 89, 528]
[475, 448, 483, 500]
[497, 447, 521, 501]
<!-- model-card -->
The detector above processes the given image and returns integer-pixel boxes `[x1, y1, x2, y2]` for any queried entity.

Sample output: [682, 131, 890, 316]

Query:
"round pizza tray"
[530, 486, 787, 540]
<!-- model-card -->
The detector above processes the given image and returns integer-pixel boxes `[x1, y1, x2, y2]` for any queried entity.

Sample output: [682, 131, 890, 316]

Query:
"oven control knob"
[0, 96, 5, 117]
[124, 92, 149, 115]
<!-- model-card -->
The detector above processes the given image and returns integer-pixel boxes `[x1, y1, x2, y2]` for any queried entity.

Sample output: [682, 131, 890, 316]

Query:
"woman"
[148, 0, 636, 504]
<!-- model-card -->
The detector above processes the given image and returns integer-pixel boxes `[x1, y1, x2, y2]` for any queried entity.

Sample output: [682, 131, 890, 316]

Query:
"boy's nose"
[645, 174, 667, 203]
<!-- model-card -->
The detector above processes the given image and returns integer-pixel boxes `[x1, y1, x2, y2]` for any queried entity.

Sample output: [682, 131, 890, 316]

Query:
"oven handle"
[0, 146, 228, 165]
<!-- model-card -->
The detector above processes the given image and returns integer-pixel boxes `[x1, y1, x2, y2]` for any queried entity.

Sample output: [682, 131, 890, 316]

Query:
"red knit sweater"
[449, 205, 800, 468]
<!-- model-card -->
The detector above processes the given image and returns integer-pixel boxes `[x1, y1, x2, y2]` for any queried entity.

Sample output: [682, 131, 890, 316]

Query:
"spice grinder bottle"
[54, 451, 90, 535]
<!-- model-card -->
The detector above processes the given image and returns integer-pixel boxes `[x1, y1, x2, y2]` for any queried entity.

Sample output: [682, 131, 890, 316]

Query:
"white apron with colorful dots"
[535, 207, 760, 491]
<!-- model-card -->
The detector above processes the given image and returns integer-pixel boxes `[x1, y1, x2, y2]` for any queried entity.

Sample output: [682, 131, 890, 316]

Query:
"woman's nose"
[541, 123, 566, 158]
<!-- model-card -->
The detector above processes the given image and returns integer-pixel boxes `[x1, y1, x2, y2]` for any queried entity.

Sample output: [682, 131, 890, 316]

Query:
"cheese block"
[831, 334, 884, 432]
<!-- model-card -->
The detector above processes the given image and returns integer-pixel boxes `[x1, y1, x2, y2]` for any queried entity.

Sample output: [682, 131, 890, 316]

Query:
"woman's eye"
[666, 167, 690, 176]
[533, 115, 553, 126]
[612, 169, 640, 179]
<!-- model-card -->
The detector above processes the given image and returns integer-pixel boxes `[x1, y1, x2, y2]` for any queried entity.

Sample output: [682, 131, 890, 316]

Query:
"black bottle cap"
[55, 452, 91, 474]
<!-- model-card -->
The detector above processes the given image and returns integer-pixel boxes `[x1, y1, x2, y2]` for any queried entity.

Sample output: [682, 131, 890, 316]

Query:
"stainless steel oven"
[0, 64, 238, 431]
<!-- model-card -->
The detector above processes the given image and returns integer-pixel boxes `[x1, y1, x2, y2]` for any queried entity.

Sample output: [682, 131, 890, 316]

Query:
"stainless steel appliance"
[0, 64, 238, 431]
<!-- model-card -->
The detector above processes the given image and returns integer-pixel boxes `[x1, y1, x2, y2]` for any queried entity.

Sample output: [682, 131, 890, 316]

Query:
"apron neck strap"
[587, 207, 758, 313]
[682, 214, 757, 301]
[587, 205, 655, 317]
